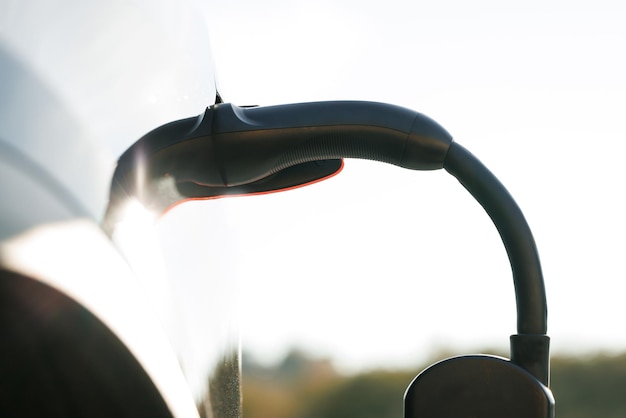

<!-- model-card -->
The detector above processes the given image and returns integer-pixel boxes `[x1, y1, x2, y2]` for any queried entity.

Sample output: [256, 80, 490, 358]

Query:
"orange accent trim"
[161, 159, 345, 217]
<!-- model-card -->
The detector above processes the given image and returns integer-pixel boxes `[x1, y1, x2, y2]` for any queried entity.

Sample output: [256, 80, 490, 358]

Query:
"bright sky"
[157, 0, 626, 373]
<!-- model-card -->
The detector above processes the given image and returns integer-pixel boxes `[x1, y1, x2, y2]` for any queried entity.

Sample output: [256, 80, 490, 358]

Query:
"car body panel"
[1, 0, 219, 415]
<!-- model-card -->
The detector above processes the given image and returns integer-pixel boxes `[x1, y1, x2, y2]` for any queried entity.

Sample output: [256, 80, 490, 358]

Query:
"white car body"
[0, 1, 220, 416]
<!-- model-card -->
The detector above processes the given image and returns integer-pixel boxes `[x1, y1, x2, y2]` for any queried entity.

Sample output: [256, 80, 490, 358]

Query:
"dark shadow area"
[0, 269, 172, 417]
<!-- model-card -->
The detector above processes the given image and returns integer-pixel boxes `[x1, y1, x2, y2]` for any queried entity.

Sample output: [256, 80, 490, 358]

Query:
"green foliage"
[297, 371, 410, 418]
[242, 349, 626, 418]
[550, 353, 626, 418]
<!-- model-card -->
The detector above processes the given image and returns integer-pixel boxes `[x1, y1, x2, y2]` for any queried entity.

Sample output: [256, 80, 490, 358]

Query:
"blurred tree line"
[241, 349, 626, 418]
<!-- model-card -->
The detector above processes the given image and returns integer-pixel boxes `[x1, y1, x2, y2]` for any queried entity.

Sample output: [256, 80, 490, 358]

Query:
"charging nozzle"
[103, 101, 453, 232]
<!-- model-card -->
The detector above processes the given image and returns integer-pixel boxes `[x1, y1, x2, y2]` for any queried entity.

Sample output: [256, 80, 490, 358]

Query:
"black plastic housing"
[105, 101, 452, 227]
[404, 355, 554, 418]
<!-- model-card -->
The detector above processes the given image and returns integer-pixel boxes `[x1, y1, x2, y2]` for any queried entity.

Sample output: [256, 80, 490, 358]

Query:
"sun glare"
[112, 199, 159, 266]
[112, 199, 176, 328]
[116, 199, 157, 231]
